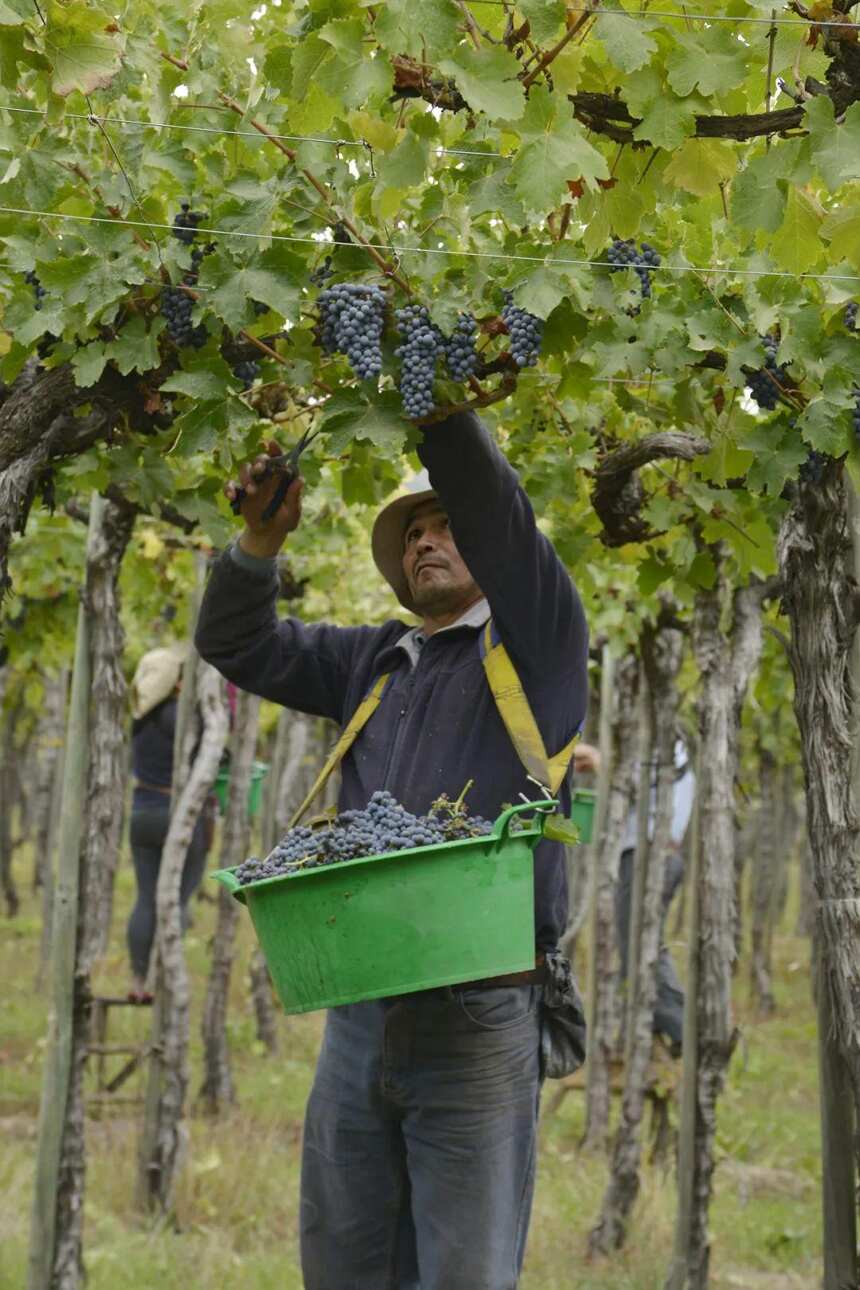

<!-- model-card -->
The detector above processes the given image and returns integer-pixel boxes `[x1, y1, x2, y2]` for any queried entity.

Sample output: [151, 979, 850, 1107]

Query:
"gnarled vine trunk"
[749, 745, 778, 1017]
[137, 661, 228, 1217]
[589, 619, 683, 1253]
[778, 471, 860, 1288]
[79, 499, 135, 965]
[666, 562, 770, 1290]
[199, 689, 261, 1113]
[582, 649, 639, 1152]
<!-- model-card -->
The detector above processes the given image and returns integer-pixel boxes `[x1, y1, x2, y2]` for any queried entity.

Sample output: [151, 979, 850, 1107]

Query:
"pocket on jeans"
[456, 985, 539, 1031]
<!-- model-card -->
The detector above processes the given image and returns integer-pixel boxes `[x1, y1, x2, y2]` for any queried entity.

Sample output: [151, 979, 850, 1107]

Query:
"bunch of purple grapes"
[233, 789, 493, 885]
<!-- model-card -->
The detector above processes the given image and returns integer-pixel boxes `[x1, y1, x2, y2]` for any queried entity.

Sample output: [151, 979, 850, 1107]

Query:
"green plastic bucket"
[211, 800, 556, 1014]
[214, 760, 268, 818]
[571, 788, 596, 844]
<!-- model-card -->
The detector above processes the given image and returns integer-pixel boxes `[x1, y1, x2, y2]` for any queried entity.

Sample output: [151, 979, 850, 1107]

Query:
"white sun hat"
[130, 642, 190, 720]
[371, 470, 439, 614]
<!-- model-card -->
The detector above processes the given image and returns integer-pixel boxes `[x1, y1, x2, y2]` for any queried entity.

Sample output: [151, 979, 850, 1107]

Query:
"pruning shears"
[229, 428, 321, 522]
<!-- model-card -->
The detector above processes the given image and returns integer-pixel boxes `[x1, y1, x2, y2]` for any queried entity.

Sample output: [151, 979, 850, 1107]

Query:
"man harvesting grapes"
[195, 409, 589, 1289]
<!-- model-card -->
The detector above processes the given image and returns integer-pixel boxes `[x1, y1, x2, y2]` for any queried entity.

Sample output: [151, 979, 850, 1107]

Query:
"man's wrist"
[238, 528, 284, 560]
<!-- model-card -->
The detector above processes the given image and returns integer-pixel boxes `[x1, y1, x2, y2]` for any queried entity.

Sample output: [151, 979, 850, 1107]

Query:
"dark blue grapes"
[395, 303, 447, 418]
[845, 301, 858, 332]
[318, 282, 387, 381]
[251, 299, 268, 317]
[445, 313, 478, 380]
[501, 292, 543, 367]
[160, 286, 208, 348]
[233, 360, 260, 389]
[747, 335, 789, 411]
[799, 450, 828, 484]
[233, 789, 494, 885]
[606, 239, 661, 301]
[24, 270, 46, 311]
[160, 223, 214, 348]
[172, 203, 205, 244]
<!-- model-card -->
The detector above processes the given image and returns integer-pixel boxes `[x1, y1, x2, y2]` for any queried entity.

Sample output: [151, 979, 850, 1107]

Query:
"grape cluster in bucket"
[234, 790, 494, 885]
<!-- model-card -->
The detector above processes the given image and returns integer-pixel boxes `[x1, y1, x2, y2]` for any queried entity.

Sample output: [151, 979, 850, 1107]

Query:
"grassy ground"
[0, 854, 821, 1289]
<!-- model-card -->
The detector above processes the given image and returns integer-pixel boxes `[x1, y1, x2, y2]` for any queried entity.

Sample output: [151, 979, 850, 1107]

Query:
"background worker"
[195, 411, 589, 1290]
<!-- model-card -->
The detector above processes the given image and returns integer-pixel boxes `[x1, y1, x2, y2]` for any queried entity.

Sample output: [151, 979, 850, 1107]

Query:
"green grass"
[0, 856, 822, 1289]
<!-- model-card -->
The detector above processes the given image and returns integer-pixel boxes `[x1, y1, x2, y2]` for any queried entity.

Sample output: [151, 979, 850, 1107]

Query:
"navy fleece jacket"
[195, 411, 589, 948]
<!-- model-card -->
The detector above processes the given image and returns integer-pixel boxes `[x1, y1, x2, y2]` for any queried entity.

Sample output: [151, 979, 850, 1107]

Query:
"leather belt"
[134, 779, 172, 796]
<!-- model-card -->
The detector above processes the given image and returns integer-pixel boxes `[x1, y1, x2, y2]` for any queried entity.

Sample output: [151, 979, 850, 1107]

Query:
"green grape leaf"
[518, 0, 565, 44]
[543, 813, 580, 844]
[666, 28, 748, 97]
[805, 98, 860, 192]
[663, 140, 737, 198]
[595, 9, 658, 74]
[107, 315, 164, 375]
[70, 341, 108, 388]
[508, 87, 609, 211]
[41, 3, 125, 97]
[438, 46, 526, 122]
[772, 187, 823, 276]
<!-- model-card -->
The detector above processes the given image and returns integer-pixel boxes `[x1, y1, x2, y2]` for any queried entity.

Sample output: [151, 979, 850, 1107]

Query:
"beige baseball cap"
[371, 471, 439, 614]
[130, 642, 190, 719]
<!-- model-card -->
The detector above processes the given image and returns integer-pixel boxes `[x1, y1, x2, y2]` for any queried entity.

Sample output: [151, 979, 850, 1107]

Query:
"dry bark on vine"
[199, 689, 262, 1114]
[582, 650, 639, 1153]
[79, 498, 135, 966]
[666, 561, 772, 1290]
[589, 619, 684, 1255]
[137, 661, 228, 1217]
[44, 496, 135, 1287]
[777, 468, 860, 1286]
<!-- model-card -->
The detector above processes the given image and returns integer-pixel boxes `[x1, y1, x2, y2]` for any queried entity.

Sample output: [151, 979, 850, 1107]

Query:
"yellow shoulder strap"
[288, 671, 391, 827]
[481, 621, 578, 795]
[288, 621, 576, 828]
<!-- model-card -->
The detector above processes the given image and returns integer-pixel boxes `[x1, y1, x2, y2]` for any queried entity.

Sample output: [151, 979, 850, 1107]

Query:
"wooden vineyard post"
[27, 494, 98, 1290]
[583, 645, 615, 1126]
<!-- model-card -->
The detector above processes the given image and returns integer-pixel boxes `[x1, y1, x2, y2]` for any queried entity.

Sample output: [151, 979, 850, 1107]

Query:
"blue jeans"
[300, 985, 543, 1290]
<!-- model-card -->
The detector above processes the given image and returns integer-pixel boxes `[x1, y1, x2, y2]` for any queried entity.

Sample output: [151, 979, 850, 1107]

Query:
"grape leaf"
[666, 29, 748, 97]
[806, 98, 860, 191]
[663, 140, 737, 197]
[41, 3, 125, 97]
[595, 9, 658, 74]
[508, 87, 609, 211]
[438, 46, 525, 122]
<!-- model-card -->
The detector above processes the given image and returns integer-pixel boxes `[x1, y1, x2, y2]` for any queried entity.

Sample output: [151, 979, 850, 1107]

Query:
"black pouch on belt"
[539, 949, 587, 1080]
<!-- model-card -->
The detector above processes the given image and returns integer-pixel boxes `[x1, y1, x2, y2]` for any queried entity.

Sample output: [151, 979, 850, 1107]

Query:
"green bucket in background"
[571, 787, 596, 844]
[214, 760, 269, 819]
[211, 800, 556, 1015]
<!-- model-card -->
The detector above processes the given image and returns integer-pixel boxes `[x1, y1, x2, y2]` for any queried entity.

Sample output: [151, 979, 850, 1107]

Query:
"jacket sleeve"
[417, 410, 588, 696]
[194, 548, 377, 724]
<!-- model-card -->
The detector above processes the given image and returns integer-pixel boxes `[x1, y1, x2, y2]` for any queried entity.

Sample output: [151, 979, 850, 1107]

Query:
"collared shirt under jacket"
[194, 410, 589, 949]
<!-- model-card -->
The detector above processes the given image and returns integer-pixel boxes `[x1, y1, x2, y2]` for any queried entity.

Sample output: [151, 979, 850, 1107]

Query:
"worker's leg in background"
[655, 848, 685, 1050]
[127, 803, 169, 983]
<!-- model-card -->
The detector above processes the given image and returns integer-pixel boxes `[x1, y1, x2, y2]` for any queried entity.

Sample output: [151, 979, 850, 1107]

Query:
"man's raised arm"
[417, 411, 588, 686]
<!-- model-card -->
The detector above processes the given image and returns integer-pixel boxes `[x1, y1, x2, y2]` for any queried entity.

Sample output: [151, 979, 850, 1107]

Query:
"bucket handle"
[492, 799, 558, 847]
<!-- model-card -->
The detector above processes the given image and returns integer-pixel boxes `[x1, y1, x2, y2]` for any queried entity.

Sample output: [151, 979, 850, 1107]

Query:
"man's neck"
[420, 592, 485, 637]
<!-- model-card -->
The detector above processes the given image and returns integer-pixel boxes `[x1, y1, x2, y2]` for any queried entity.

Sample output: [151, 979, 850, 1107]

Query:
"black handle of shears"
[229, 430, 320, 519]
